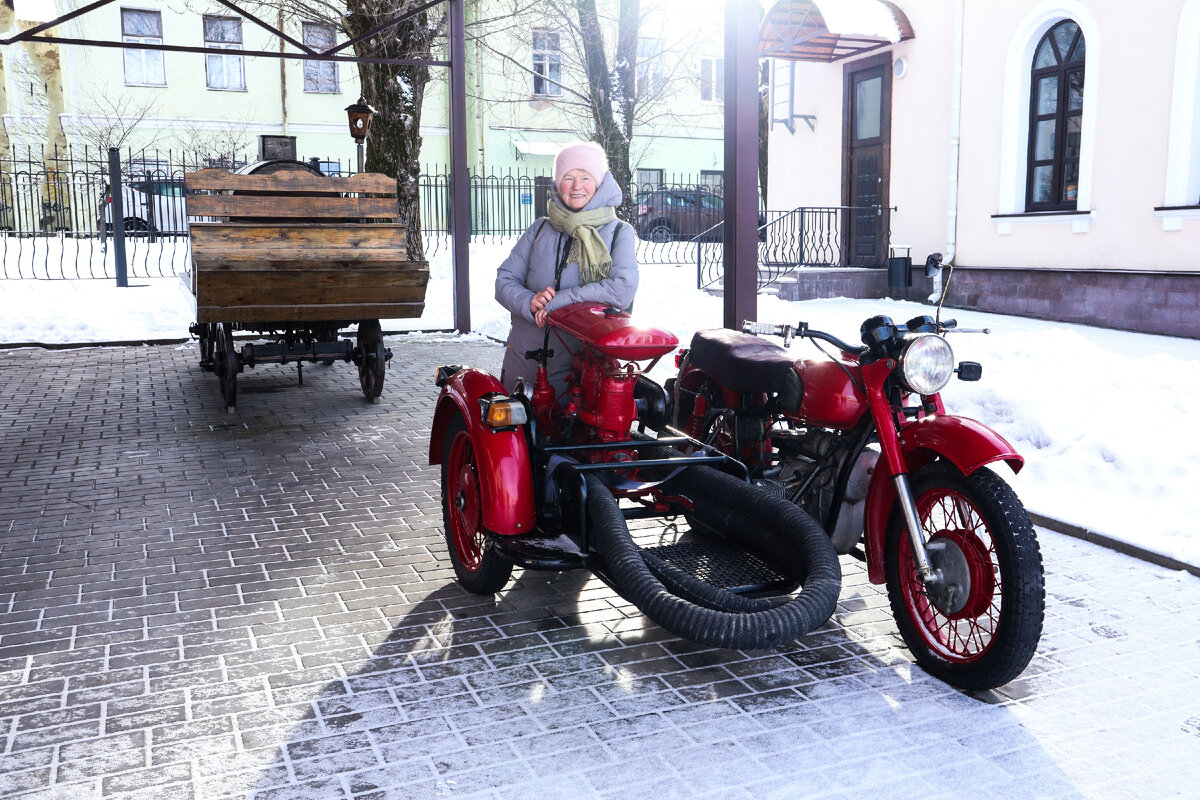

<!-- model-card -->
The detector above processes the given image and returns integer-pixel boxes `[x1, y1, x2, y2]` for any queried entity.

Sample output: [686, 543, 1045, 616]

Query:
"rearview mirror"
[925, 252, 944, 278]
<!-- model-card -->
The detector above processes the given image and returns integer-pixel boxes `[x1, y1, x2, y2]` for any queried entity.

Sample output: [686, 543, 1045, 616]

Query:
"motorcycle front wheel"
[441, 412, 514, 594]
[884, 462, 1045, 690]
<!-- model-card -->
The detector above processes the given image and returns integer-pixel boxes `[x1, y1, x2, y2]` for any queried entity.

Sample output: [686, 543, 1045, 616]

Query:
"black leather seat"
[687, 329, 802, 403]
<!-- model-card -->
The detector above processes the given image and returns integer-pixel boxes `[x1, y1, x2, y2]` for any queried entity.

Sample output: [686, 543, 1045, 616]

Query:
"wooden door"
[843, 55, 891, 267]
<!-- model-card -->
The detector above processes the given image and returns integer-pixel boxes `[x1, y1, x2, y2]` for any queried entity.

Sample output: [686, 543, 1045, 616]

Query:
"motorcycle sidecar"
[428, 303, 843, 650]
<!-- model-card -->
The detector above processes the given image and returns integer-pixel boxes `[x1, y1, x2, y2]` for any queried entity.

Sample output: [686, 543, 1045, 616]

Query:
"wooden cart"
[182, 167, 428, 411]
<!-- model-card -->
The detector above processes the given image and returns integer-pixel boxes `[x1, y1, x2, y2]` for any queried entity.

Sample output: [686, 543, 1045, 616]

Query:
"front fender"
[429, 368, 534, 537]
[862, 414, 1023, 584]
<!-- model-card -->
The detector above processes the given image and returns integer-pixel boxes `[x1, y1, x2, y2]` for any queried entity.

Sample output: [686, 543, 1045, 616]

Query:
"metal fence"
[0, 147, 883, 285]
[697, 205, 894, 291]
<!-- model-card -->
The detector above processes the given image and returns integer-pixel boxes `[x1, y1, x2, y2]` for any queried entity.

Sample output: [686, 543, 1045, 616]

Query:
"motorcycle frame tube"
[428, 368, 536, 536]
[861, 409, 1025, 584]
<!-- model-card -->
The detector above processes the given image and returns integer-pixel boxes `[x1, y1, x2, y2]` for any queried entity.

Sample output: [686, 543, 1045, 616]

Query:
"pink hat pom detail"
[554, 142, 609, 185]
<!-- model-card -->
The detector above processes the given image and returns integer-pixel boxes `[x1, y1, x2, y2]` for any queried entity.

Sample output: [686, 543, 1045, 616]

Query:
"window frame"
[700, 57, 724, 103]
[532, 29, 562, 97]
[637, 37, 665, 99]
[203, 15, 246, 92]
[120, 8, 166, 87]
[635, 168, 664, 194]
[1025, 20, 1085, 211]
[302, 21, 339, 94]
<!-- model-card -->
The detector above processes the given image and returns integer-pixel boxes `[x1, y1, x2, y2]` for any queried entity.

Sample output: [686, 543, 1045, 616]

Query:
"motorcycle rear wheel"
[884, 462, 1044, 690]
[441, 412, 513, 594]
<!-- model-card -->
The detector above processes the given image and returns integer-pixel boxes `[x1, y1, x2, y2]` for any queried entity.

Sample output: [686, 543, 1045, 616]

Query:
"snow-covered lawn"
[3, 241, 1198, 569]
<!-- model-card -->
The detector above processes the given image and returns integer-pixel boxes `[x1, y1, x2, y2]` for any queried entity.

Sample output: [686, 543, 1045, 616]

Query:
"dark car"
[635, 188, 766, 243]
[636, 188, 723, 242]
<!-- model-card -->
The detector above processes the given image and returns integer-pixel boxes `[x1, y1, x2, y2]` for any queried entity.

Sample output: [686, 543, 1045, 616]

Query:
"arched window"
[1026, 20, 1086, 211]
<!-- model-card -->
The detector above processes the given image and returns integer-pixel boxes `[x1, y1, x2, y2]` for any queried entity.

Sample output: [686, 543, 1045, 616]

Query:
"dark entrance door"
[843, 55, 891, 267]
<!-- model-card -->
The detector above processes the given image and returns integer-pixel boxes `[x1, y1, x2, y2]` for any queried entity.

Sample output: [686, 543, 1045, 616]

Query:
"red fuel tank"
[549, 303, 679, 361]
[795, 355, 868, 430]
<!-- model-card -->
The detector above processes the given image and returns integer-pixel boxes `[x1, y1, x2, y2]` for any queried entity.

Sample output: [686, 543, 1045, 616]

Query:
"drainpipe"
[934, 0, 965, 302]
[279, 10, 288, 136]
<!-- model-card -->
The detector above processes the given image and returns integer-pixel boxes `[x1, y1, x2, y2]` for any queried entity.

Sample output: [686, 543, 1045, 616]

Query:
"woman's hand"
[530, 287, 555, 327]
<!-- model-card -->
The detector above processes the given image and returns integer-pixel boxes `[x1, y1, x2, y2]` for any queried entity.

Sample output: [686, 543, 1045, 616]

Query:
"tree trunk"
[575, 0, 639, 223]
[345, 2, 433, 263]
[759, 61, 770, 208]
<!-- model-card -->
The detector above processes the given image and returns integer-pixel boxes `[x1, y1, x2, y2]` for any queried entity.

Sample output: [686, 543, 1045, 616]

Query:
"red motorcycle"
[429, 303, 844, 652]
[667, 268, 1045, 689]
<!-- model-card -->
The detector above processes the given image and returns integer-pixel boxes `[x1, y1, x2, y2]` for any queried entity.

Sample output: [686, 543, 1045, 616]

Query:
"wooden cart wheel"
[197, 323, 215, 372]
[215, 323, 238, 412]
[357, 319, 385, 403]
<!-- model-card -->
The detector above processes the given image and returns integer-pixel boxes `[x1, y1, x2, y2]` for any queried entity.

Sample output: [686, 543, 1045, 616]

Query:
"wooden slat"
[197, 270, 428, 306]
[185, 194, 398, 219]
[197, 303, 425, 324]
[190, 224, 410, 264]
[184, 168, 397, 195]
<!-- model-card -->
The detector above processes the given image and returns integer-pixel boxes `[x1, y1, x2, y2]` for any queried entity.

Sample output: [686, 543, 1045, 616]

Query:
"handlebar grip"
[739, 321, 787, 335]
[940, 319, 958, 330]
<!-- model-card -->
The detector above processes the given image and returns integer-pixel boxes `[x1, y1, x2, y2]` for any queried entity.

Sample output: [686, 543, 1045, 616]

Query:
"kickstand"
[297, 361, 304, 386]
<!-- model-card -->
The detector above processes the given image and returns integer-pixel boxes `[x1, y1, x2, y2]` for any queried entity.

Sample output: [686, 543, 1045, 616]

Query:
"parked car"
[635, 188, 767, 243]
[101, 177, 189, 235]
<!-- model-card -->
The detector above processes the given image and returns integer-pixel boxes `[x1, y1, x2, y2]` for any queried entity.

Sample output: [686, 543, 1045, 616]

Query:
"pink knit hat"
[554, 142, 609, 185]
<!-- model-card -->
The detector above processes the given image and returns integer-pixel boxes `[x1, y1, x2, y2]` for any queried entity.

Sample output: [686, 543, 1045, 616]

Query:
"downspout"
[934, 0, 964, 301]
[279, 11, 288, 136]
[472, 0, 485, 172]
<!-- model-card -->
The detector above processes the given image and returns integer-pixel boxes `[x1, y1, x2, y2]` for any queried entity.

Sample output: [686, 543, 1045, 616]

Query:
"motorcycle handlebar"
[742, 319, 862, 353]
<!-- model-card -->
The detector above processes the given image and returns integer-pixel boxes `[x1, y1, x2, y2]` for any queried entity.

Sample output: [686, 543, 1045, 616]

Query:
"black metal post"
[107, 147, 128, 287]
[722, 1, 760, 330]
[448, 0, 471, 333]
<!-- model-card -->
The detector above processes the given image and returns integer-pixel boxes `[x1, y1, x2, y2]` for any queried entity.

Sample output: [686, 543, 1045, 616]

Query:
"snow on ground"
[2, 242, 1198, 569]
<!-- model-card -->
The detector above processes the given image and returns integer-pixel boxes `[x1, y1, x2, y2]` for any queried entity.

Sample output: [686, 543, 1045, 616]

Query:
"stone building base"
[772, 266, 1200, 340]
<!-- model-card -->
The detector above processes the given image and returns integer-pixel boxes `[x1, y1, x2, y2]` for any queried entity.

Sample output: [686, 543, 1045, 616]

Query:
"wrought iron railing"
[695, 205, 894, 290]
[0, 147, 886, 288]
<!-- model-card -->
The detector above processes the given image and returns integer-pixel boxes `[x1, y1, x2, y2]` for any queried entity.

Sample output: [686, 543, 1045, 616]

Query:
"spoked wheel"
[197, 322, 215, 371]
[885, 462, 1045, 690]
[357, 319, 386, 402]
[215, 322, 239, 412]
[441, 413, 513, 594]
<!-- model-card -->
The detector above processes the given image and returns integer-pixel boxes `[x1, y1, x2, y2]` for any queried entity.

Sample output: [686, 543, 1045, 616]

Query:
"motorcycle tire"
[441, 412, 513, 594]
[884, 462, 1045, 691]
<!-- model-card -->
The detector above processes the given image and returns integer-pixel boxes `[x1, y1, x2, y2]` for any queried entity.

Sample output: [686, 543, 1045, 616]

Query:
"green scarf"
[546, 199, 617, 285]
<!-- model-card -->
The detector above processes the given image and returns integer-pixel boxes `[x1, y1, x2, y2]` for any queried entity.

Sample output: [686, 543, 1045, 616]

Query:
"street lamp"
[344, 96, 377, 174]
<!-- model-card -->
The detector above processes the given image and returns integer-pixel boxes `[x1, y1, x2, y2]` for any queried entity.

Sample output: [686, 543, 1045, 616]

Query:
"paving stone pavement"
[1, 336, 1199, 800]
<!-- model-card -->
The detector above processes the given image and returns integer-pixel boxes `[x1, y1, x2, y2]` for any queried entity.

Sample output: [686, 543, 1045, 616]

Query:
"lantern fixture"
[344, 96, 377, 145]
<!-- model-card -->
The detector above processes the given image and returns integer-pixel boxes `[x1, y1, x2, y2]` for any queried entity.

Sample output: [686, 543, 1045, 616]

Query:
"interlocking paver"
[2, 336, 1200, 799]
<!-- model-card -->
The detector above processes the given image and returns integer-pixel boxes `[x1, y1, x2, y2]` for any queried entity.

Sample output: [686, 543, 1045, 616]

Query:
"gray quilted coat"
[495, 174, 638, 395]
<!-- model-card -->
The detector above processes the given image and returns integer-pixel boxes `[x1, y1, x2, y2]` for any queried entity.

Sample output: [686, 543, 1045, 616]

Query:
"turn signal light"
[480, 397, 529, 429]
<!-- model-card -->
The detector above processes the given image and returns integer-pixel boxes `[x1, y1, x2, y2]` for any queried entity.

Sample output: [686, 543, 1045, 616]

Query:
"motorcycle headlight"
[899, 334, 955, 395]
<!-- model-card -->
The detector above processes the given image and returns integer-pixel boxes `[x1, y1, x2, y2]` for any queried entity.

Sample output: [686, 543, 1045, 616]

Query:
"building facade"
[1, 0, 727, 183]
[766, 0, 1200, 338]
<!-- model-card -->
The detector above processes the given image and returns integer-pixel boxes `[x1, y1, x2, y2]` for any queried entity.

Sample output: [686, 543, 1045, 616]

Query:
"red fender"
[429, 368, 535, 537]
[861, 414, 1024, 584]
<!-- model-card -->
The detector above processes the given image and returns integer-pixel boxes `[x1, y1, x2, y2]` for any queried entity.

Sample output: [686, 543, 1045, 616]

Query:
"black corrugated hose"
[586, 464, 842, 650]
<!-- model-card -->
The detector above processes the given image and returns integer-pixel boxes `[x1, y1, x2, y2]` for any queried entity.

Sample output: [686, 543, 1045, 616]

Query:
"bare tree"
[72, 88, 164, 155]
[171, 120, 254, 170]
[467, 0, 720, 222]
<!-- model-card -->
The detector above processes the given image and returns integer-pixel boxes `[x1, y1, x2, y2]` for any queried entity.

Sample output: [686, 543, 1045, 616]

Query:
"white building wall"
[767, 0, 1200, 274]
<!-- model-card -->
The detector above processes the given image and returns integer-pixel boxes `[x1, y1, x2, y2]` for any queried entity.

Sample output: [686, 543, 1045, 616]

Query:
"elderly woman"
[495, 142, 638, 396]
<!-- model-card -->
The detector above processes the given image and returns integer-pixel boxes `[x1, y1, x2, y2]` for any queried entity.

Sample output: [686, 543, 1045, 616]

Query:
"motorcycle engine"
[774, 428, 879, 554]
